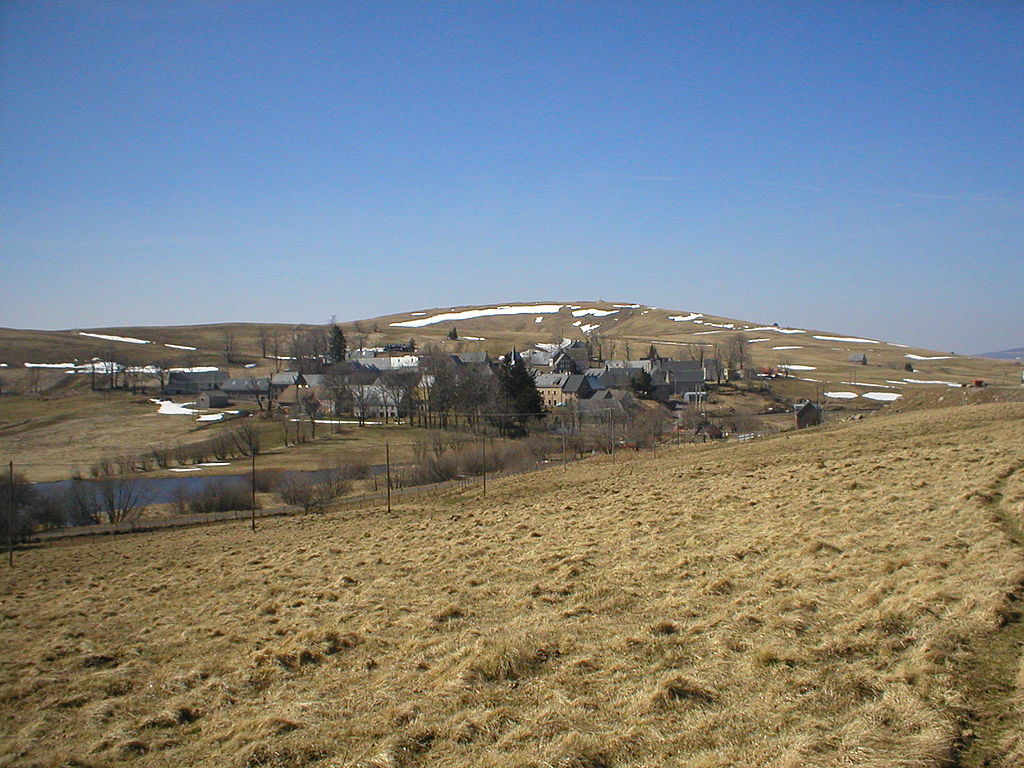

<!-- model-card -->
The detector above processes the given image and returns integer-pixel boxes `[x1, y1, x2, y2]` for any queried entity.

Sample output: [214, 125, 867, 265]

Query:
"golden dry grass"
[1, 402, 1023, 767]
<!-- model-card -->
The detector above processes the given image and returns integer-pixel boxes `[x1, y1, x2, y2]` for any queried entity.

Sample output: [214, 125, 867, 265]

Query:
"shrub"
[277, 470, 351, 514]
[187, 481, 253, 514]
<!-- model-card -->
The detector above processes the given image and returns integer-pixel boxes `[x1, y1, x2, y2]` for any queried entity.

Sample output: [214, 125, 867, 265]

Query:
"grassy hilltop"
[1, 399, 1022, 766]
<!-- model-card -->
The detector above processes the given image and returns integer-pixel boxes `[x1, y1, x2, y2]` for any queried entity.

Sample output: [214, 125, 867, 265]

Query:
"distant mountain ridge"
[975, 347, 1024, 360]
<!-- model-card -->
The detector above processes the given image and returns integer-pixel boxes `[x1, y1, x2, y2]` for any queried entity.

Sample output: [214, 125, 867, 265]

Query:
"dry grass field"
[1, 400, 1022, 767]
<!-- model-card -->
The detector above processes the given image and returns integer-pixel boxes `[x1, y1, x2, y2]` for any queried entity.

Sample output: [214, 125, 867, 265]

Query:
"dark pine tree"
[632, 369, 655, 399]
[496, 350, 545, 436]
[448, 327, 459, 340]
[329, 325, 347, 364]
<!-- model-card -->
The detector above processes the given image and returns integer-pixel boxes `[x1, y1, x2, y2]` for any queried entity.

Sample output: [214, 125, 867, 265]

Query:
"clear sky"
[1, 1, 1021, 353]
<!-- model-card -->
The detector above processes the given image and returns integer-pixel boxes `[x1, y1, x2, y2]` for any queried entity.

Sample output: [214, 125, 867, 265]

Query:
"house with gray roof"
[163, 369, 228, 395]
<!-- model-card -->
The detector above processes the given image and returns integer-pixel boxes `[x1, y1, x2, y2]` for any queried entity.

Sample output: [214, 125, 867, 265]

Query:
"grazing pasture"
[1, 402, 1022, 766]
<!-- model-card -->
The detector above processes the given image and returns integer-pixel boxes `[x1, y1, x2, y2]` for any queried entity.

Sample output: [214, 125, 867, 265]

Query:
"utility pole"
[8, 461, 14, 567]
[481, 435, 487, 497]
[385, 442, 392, 514]
[250, 451, 257, 532]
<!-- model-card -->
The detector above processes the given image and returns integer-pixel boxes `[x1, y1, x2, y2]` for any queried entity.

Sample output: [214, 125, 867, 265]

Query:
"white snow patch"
[772, 346, 803, 350]
[534, 317, 544, 324]
[80, 332, 151, 344]
[694, 321, 736, 329]
[578, 324, 600, 334]
[165, 343, 197, 351]
[391, 304, 564, 328]
[779, 364, 816, 371]
[668, 313, 703, 323]
[198, 462, 231, 467]
[747, 326, 806, 335]
[572, 321, 582, 327]
[694, 330, 725, 335]
[571, 308, 617, 318]
[0, 363, 7, 368]
[613, 303, 640, 308]
[151, 398, 198, 415]
[812, 335, 879, 344]
[905, 354, 954, 360]
[169, 366, 220, 373]
[863, 392, 902, 402]
[25, 362, 77, 368]
[747, 338, 771, 343]
[460, 335, 486, 341]
[411, 312, 426, 316]
[902, 378, 961, 387]
[824, 391, 858, 399]
[197, 414, 224, 422]
[244, 363, 257, 368]
[888, 343, 910, 348]
[169, 467, 202, 472]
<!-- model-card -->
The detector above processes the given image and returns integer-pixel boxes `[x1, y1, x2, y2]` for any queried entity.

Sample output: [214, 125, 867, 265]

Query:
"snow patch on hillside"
[391, 304, 564, 328]
[165, 343, 197, 351]
[772, 346, 803, 350]
[863, 392, 901, 401]
[813, 335, 879, 344]
[902, 378, 961, 387]
[748, 326, 805, 335]
[824, 391, 858, 399]
[151, 398, 198, 415]
[669, 313, 702, 322]
[572, 308, 617, 318]
[905, 354, 954, 360]
[80, 332, 151, 344]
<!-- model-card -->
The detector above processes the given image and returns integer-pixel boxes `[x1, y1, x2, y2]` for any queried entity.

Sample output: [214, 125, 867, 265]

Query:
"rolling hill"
[1, 301, 1020, 397]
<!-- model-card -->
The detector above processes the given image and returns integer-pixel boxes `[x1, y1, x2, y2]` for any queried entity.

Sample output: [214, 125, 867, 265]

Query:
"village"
[158, 331, 821, 443]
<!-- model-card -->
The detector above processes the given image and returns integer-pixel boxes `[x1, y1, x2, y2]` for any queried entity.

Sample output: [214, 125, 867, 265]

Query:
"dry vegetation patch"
[1, 403, 1023, 766]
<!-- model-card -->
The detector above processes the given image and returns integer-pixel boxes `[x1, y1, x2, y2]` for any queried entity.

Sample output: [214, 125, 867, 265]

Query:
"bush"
[187, 481, 254, 514]
[278, 470, 351, 514]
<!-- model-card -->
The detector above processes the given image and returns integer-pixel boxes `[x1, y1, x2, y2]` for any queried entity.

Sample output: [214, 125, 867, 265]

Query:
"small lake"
[33, 465, 389, 505]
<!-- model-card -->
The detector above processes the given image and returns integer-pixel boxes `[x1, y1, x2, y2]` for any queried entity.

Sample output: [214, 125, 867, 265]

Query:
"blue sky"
[1, 1, 1021, 353]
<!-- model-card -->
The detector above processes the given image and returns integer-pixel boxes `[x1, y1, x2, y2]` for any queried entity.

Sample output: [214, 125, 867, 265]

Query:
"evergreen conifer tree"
[328, 325, 347, 364]
[496, 350, 544, 436]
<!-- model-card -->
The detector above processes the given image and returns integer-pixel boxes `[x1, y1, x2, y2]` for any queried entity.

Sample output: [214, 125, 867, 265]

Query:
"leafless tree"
[380, 369, 419, 425]
[290, 327, 330, 373]
[222, 331, 237, 365]
[93, 478, 148, 524]
[269, 329, 283, 371]
[300, 392, 321, 438]
[725, 333, 748, 375]
[420, 346, 458, 428]
[256, 325, 271, 358]
[231, 421, 262, 457]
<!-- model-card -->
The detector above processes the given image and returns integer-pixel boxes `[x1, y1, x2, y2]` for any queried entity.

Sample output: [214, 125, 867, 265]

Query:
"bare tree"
[231, 421, 262, 457]
[269, 329, 283, 371]
[300, 392, 321, 438]
[256, 325, 271, 358]
[322, 365, 352, 418]
[725, 333, 748, 376]
[95, 478, 148, 524]
[222, 331, 237, 365]
[290, 327, 330, 373]
[380, 369, 419, 425]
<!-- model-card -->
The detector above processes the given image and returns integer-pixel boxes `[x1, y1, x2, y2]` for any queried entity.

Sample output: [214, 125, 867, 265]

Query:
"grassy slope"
[1, 401, 1022, 767]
